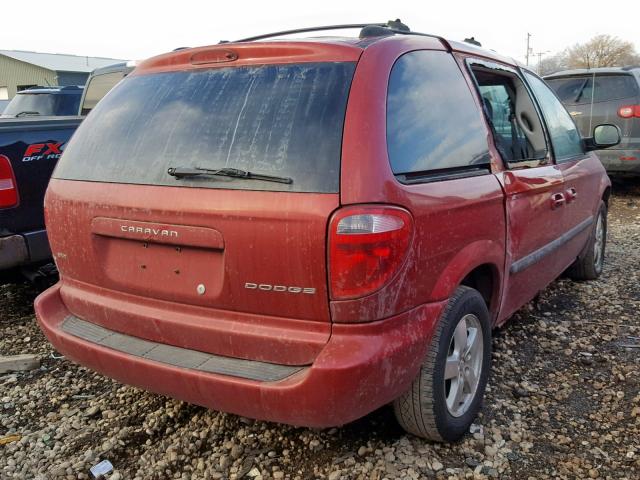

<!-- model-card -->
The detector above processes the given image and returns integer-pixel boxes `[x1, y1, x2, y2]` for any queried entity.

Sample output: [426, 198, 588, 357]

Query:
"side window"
[81, 72, 126, 116]
[478, 85, 512, 137]
[524, 72, 584, 162]
[469, 64, 548, 167]
[386, 51, 490, 180]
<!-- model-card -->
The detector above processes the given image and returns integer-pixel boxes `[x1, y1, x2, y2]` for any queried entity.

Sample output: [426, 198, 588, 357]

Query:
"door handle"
[565, 187, 578, 203]
[551, 192, 565, 210]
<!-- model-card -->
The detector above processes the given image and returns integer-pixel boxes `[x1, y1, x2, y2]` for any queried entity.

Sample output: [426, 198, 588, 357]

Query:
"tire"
[393, 286, 492, 442]
[568, 201, 607, 281]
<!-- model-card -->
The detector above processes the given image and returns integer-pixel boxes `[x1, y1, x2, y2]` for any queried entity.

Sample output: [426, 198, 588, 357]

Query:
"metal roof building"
[0, 50, 123, 100]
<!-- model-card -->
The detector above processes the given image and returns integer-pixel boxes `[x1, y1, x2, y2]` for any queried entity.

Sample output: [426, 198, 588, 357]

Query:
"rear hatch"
[46, 43, 359, 362]
[546, 72, 640, 149]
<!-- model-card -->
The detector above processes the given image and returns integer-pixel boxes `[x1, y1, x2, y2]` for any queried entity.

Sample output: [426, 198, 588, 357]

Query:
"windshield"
[2, 92, 81, 117]
[54, 62, 356, 193]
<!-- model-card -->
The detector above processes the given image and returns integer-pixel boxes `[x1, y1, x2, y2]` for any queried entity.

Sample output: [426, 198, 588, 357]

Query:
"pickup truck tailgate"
[0, 117, 81, 236]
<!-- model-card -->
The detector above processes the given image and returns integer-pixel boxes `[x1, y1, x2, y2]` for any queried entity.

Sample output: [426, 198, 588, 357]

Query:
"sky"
[1, 0, 638, 66]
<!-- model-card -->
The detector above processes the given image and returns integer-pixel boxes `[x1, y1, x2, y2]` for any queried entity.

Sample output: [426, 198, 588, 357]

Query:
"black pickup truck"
[0, 117, 81, 280]
[0, 62, 133, 283]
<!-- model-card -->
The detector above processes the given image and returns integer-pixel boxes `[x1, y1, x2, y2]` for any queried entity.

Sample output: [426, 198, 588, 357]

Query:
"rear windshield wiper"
[573, 79, 589, 103]
[167, 166, 293, 184]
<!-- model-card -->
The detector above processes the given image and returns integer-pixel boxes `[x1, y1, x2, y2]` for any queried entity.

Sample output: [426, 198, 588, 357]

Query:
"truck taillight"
[618, 105, 640, 118]
[329, 206, 413, 300]
[0, 154, 18, 208]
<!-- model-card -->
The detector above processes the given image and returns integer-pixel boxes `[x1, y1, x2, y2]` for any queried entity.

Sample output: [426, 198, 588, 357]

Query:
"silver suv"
[545, 66, 640, 176]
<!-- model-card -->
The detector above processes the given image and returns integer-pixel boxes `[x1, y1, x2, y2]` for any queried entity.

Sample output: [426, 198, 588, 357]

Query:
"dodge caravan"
[35, 21, 618, 441]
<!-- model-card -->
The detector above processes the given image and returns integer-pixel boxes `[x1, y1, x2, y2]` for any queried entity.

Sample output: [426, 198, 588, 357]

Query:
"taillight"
[329, 206, 413, 300]
[618, 105, 640, 118]
[0, 155, 18, 208]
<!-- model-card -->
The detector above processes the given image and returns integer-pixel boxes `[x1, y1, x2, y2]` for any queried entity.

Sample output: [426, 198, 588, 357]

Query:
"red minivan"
[35, 22, 618, 442]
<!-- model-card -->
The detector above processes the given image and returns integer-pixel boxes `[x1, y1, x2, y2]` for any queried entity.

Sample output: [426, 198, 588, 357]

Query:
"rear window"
[2, 92, 81, 117]
[547, 74, 639, 105]
[54, 62, 356, 193]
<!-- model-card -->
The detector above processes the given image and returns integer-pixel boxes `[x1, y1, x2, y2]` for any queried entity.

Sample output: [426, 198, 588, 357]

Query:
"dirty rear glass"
[53, 62, 356, 192]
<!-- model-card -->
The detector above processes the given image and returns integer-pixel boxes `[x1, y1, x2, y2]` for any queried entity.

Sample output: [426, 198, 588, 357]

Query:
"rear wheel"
[393, 286, 491, 442]
[568, 201, 607, 281]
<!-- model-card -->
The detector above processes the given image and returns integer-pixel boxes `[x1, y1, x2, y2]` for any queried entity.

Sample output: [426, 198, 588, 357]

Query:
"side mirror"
[585, 124, 621, 151]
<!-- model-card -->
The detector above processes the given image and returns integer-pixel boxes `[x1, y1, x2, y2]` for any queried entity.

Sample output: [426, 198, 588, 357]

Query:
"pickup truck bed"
[0, 117, 82, 271]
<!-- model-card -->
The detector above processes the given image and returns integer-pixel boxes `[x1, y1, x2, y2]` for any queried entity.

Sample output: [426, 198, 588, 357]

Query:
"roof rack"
[231, 23, 384, 42]
[227, 20, 451, 50]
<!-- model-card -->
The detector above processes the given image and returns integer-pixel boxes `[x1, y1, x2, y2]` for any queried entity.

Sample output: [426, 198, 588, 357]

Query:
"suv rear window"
[547, 74, 639, 105]
[54, 62, 356, 193]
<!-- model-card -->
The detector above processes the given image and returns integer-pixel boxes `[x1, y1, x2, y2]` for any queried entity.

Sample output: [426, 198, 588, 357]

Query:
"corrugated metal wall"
[0, 55, 57, 98]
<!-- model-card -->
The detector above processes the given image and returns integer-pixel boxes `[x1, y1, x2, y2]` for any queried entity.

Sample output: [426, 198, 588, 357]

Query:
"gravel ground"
[1, 181, 639, 480]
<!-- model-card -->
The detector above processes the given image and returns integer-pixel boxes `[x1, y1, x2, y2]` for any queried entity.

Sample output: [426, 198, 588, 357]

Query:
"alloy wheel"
[444, 313, 484, 417]
[593, 213, 604, 271]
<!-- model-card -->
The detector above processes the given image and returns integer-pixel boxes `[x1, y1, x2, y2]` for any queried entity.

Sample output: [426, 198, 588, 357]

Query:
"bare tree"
[538, 53, 569, 76]
[565, 35, 639, 68]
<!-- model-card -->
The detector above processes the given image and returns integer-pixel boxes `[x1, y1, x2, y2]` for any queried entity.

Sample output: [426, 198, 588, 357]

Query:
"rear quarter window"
[386, 50, 490, 178]
[54, 62, 356, 193]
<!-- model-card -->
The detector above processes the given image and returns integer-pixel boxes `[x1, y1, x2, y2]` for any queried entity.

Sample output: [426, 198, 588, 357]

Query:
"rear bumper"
[35, 283, 445, 428]
[597, 148, 640, 175]
[0, 229, 50, 270]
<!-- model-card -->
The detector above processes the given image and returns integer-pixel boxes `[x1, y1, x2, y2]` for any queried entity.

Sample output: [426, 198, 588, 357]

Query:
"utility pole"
[525, 33, 532, 66]
[535, 51, 550, 74]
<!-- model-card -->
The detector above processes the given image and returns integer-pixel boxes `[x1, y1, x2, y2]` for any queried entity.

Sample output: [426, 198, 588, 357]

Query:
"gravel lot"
[1, 181, 639, 480]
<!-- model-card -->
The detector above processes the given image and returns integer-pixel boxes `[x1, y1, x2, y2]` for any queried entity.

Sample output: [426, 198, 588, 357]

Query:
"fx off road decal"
[22, 142, 64, 162]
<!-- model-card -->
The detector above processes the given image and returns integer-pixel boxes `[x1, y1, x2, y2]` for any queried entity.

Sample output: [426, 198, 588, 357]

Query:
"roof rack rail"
[227, 20, 451, 50]
[231, 23, 385, 43]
